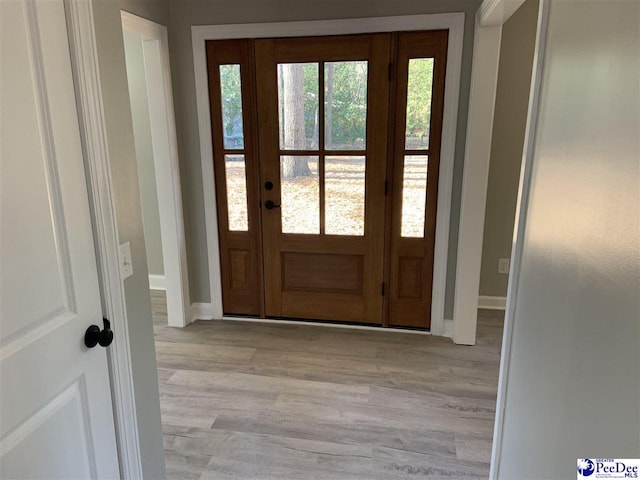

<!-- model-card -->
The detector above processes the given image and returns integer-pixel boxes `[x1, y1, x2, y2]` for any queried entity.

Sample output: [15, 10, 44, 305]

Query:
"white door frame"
[452, 0, 541, 345]
[65, 1, 143, 477]
[191, 14, 465, 336]
[451, 19, 502, 345]
[121, 11, 191, 328]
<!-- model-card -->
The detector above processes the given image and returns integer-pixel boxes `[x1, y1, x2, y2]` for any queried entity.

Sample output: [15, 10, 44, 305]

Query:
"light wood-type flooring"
[152, 291, 503, 479]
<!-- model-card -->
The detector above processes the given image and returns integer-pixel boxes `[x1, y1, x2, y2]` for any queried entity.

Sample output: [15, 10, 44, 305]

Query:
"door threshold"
[221, 315, 431, 335]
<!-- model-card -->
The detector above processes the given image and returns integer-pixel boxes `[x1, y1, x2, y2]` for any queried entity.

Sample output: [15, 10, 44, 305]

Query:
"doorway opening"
[207, 32, 447, 329]
[121, 12, 190, 328]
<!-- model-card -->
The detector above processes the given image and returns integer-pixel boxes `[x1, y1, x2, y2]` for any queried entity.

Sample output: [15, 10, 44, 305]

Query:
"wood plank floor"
[151, 291, 503, 479]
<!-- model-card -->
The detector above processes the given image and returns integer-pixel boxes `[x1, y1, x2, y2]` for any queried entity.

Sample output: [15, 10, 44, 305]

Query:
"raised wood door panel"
[387, 31, 448, 328]
[0, 1, 119, 477]
[206, 39, 264, 316]
[255, 35, 391, 324]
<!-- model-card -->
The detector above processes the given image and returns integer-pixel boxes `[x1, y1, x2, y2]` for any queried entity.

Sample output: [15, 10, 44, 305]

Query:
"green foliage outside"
[220, 59, 435, 151]
[322, 62, 367, 149]
[406, 58, 434, 148]
[219, 64, 243, 147]
[301, 59, 435, 149]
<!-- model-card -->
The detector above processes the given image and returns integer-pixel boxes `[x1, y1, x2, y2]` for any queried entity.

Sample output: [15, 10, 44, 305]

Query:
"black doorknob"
[85, 318, 114, 348]
[264, 181, 274, 191]
[264, 200, 280, 210]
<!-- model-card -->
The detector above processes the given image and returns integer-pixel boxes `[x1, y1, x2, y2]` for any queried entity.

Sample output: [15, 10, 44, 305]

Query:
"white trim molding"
[64, 1, 143, 477]
[192, 13, 465, 335]
[190, 302, 216, 323]
[148, 274, 166, 290]
[452, 0, 532, 346]
[479, 0, 527, 27]
[478, 295, 507, 310]
[442, 318, 455, 338]
[490, 2, 549, 478]
[121, 11, 191, 328]
[452, 16, 502, 345]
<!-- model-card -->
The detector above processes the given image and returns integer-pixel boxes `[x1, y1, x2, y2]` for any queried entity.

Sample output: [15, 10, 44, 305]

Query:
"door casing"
[192, 14, 465, 336]
[208, 32, 448, 326]
[66, 1, 148, 477]
[121, 11, 192, 329]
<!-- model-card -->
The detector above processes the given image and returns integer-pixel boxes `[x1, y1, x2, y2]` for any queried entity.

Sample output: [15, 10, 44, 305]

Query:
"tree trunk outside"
[278, 64, 284, 149]
[281, 64, 311, 178]
[325, 62, 334, 148]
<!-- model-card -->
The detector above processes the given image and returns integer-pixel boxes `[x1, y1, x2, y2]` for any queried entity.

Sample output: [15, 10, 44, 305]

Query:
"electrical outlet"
[119, 242, 133, 280]
[498, 258, 510, 275]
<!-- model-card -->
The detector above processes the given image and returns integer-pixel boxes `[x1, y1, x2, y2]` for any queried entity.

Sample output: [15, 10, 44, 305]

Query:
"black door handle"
[85, 318, 114, 348]
[264, 200, 280, 210]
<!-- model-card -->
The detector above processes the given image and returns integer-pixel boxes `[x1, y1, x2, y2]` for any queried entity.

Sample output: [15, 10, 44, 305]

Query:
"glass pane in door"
[325, 156, 366, 236]
[278, 63, 319, 150]
[400, 155, 429, 238]
[280, 156, 319, 234]
[405, 58, 434, 150]
[224, 154, 249, 231]
[219, 64, 244, 149]
[324, 61, 368, 150]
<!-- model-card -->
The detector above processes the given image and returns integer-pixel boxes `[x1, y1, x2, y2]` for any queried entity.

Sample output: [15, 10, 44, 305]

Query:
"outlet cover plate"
[119, 242, 133, 280]
[498, 258, 510, 275]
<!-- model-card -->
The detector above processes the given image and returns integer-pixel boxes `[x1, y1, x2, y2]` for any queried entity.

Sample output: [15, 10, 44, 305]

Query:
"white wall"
[496, 1, 640, 477]
[123, 30, 165, 276]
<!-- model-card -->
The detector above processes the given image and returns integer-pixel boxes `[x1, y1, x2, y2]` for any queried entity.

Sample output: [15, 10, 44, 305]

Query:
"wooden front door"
[255, 35, 391, 324]
[206, 31, 447, 328]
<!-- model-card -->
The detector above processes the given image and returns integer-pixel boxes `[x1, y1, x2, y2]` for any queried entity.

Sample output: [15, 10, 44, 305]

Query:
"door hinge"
[384, 180, 389, 196]
[381, 282, 385, 296]
[388, 63, 393, 81]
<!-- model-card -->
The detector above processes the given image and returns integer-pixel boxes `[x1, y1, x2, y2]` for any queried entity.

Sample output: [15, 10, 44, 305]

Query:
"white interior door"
[0, 0, 120, 478]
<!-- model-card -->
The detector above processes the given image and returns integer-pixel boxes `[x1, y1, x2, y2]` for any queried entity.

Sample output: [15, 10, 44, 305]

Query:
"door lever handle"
[84, 318, 114, 348]
[264, 200, 280, 210]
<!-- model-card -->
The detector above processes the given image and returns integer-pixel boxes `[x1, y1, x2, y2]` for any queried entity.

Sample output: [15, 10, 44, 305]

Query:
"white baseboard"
[190, 302, 216, 323]
[478, 295, 507, 310]
[148, 274, 166, 290]
[442, 318, 454, 338]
